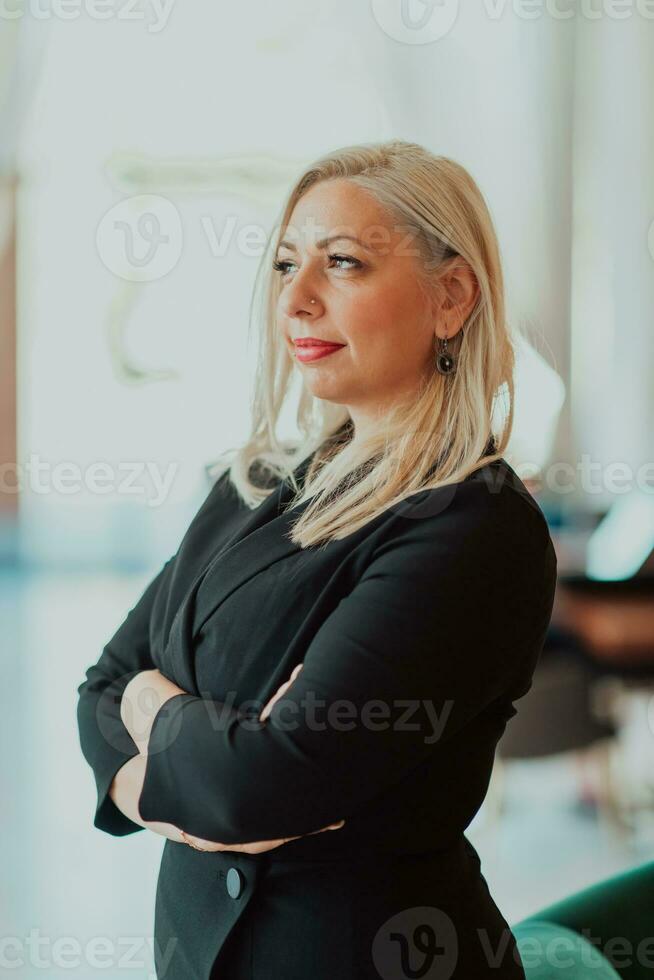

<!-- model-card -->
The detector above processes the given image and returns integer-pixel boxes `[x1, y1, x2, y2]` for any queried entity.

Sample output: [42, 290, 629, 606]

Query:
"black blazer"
[76, 446, 557, 980]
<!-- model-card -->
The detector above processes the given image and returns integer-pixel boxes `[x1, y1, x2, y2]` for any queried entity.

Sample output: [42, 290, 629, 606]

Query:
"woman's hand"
[110, 754, 189, 843]
[120, 668, 187, 754]
[180, 664, 346, 854]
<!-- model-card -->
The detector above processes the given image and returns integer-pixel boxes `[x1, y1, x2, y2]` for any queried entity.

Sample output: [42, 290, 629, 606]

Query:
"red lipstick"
[293, 338, 346, 363]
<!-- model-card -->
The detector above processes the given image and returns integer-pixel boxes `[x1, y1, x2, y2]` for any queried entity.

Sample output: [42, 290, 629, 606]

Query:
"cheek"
[341, 296, 397, 352]
[345, 299, 425, 367]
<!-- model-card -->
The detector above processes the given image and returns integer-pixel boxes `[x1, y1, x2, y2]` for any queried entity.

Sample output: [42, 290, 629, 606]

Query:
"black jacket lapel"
[162, 455, 316, 692]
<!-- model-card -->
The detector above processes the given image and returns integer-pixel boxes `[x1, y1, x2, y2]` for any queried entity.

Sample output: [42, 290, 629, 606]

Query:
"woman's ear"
[433, 257, 480, 337]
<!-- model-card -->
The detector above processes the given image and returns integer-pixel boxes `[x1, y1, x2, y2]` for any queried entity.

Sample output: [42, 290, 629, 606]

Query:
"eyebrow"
[276, 234, 375, 253]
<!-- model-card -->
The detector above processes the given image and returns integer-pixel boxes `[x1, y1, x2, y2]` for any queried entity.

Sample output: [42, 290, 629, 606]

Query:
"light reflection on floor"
[4, 566, 653, 978]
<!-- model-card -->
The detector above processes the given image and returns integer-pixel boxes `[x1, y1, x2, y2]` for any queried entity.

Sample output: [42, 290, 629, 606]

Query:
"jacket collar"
[189, 452, 319, 638]
[168, 435, 501, 691]
[163, 457, 319, 693]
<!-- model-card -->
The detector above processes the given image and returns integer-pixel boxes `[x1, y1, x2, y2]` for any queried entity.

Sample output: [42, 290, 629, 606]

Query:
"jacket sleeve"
[138, 483, 557, 843]
[76, 555, 176, 836]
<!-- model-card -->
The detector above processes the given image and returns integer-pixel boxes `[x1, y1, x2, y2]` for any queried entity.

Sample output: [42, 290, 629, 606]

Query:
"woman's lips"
[294, 343, 346, 363]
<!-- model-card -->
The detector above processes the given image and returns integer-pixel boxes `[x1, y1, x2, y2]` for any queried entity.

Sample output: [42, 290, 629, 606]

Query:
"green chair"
[512, 861, 654, 979]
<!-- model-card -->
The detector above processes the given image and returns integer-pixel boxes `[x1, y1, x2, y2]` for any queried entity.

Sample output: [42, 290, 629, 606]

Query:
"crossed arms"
[76, 484, 552, 845]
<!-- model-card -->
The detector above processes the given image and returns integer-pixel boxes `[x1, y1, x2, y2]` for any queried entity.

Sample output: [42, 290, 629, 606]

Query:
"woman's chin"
[302, 377, 348, 402]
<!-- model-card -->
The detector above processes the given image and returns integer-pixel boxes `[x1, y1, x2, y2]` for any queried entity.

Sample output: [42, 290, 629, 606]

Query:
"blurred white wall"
[6, 0, 653, 563]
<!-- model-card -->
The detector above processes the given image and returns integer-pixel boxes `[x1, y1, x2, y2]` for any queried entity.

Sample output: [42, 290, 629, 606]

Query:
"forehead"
[281, 179, 399, 252]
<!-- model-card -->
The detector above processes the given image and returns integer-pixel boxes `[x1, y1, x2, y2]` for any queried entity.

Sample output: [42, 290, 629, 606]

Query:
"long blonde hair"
[210, 139, 515, 549]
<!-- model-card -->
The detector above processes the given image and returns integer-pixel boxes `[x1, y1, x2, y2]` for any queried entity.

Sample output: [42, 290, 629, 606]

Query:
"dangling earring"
[435, 331, 456, 375]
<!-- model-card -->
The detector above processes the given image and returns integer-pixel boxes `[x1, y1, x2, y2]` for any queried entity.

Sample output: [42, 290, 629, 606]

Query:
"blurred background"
[1, 1, 654, 977]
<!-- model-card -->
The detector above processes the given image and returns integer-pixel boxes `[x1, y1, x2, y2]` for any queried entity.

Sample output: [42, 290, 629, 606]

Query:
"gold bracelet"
[180, 829, 209, 851]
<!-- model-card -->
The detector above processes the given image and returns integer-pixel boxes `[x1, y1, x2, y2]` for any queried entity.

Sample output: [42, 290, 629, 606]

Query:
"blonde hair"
[211, 139, 515, 549]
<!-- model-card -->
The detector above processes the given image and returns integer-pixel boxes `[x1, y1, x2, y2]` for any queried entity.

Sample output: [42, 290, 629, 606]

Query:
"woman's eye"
[272, 259, 294, 276]
[328, 253, 362, 270]
[272, 253, 362, 277]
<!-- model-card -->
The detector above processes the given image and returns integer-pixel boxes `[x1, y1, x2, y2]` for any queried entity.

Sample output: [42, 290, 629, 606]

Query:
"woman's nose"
[280, 286, 324, 319]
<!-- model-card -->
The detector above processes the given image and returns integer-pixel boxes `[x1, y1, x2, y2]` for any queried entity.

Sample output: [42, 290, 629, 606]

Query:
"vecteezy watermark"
[0, 929, 178, 979]
[0, 455, 180, 508]
[370, 0, 462, 44]
[369, 910, 654, 979]
[480, 0, 654, 20]
[113, 684, 457, 756]
[0, 0, 176, 33]
[369, 0, 654, 44]
[516, 929, 654, 970]
[516, 456, 654, 497]
[501, 0, 654, 19]
[96, 194, 184, 282]
[95, 203, 454, 281]
[380, 452, 654, 523]
[5, 450, 653, 514]
[372, 906, 459, 980]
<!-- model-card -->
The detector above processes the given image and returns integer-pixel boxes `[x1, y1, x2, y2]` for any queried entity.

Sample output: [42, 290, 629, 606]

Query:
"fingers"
[260, 663, 304, 722]
[205, 821, 346, 855]
[234, 836, 299, 854]
[306, 820, 346, 835]
[260, 682, 291, 721]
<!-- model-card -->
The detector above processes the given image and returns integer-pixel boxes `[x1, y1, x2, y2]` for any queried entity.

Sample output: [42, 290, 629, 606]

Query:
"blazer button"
[226, 867, 245, 900]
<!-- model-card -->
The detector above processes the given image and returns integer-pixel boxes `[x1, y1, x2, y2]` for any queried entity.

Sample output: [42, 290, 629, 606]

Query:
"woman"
[76, 140, 557, 979]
